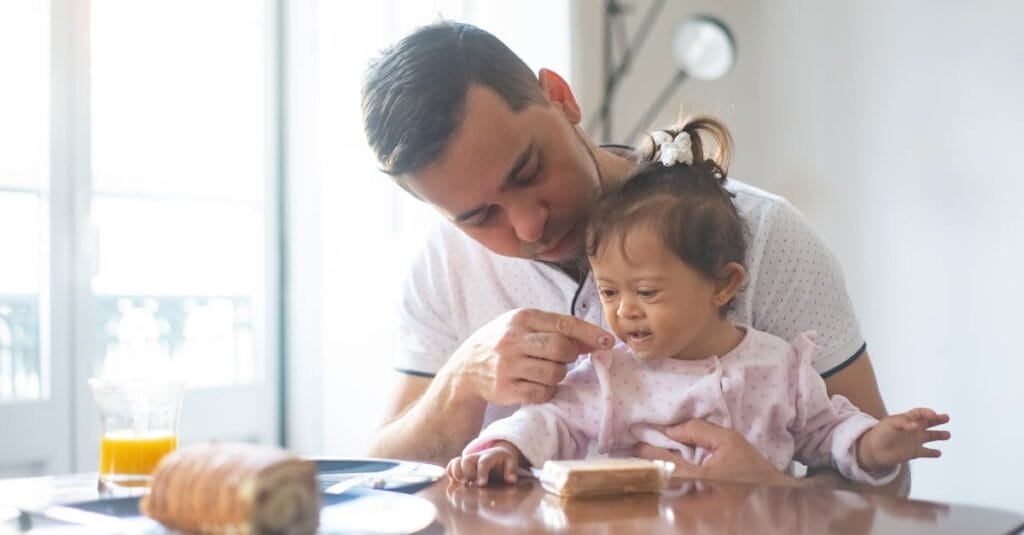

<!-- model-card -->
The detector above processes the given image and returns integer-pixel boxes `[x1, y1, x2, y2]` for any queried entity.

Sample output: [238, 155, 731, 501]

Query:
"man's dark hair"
[362, 21, 544, 177]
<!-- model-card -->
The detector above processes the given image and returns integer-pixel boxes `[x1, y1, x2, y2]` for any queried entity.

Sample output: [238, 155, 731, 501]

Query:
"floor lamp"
[587, 1, 737, 144]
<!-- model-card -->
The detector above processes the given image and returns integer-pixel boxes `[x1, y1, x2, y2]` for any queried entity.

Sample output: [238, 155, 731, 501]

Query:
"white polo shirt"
[394, 178, 865, 425]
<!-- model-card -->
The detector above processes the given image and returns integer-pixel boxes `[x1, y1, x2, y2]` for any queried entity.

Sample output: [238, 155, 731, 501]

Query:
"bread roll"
[141, 442, 320, 535]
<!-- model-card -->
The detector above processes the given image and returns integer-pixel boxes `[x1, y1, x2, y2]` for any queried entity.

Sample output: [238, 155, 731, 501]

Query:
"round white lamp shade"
[672, 15, 736, 81]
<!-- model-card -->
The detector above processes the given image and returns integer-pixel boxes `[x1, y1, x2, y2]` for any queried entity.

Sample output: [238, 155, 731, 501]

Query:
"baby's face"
[590, 227, 725, 361]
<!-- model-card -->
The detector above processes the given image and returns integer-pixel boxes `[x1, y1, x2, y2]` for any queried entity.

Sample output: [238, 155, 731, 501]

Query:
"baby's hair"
[586, 116, 747, 314]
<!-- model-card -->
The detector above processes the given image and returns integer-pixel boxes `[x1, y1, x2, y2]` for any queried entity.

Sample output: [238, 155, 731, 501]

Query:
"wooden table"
[424, 477, 1023, 534]
[1, 473, 1021, 534]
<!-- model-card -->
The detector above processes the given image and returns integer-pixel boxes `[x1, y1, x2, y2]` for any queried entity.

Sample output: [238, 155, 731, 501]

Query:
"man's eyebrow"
[452, 143, 535, 224]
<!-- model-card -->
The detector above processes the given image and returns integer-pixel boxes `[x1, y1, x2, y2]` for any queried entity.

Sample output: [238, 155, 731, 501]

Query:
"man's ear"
[537, 68, 581, 125]
[713, 262, 746, 306]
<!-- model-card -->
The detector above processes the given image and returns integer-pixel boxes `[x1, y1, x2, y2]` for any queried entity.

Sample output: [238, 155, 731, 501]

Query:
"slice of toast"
[535, 458, 674, 498]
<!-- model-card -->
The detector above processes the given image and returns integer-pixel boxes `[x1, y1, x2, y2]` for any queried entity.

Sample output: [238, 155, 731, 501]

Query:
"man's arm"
[815, 350, 911, 496]
[366, 308, 614, 466]
[367, 372, 487, 465]
[737, 199, 905, 492]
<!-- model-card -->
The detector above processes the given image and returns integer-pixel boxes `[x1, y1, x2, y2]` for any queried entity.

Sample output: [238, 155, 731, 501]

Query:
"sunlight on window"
[90, 0, 267, 387]
[0, 1, 49, 402]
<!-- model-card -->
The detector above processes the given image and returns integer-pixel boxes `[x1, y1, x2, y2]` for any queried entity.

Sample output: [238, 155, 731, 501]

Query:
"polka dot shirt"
[394, 178, 865, 428]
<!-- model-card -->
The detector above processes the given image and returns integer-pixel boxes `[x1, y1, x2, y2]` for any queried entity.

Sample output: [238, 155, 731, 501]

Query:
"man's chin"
[534, 224, 586, 263]
[534, 244, 584, 265]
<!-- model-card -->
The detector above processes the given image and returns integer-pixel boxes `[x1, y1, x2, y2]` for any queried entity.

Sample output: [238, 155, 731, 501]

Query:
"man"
[360, 21, 905, 493]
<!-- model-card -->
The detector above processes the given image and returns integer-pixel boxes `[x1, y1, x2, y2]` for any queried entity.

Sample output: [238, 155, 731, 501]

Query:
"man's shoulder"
[723, 177, 795, 236]
[724, 177, 786, 208]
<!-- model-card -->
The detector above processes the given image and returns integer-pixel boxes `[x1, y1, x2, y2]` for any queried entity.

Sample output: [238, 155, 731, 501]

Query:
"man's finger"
[523, 310, 614, 352]
[520, 332, 585, 363]
[513, 356, 568, 387]
[663, 419, 728, 451]
[511, 379, 556, 404]
[634, 443, 701, 478]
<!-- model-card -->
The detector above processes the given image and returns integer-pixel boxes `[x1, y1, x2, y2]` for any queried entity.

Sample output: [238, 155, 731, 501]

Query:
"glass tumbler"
[87, 378, 185, 491]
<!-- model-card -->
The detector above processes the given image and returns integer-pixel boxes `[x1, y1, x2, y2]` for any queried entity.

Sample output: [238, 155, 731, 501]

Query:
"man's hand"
[634, 419, 794, 486]
[367, 309, 612, 465]
[451, 308, 614, 406]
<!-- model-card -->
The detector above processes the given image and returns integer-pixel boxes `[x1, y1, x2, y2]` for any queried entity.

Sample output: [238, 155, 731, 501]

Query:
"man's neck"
[595, 143, 641, 188]
[537, 139, 637, 284]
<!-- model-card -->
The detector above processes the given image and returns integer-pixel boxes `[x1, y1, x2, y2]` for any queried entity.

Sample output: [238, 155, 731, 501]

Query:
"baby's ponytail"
[638, 116, 733, 185]
[588, 114, 746, 315]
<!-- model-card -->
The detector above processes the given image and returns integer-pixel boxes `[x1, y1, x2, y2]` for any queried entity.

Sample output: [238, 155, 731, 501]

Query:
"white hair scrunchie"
[650, 130, 694, 167]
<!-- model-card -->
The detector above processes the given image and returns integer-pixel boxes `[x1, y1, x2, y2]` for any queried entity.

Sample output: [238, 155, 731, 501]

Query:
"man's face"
[404, 85, 603, 264]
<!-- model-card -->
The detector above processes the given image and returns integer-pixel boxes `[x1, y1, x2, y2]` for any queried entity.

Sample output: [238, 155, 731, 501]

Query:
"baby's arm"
[447, 440, 525, 486]
[788, 333, 934, 485]
[448, 356, 608, 486]
[856, 408, 951, 473]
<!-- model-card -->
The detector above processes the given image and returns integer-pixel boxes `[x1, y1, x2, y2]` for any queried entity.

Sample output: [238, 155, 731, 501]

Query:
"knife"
[21, 505, 157, 534]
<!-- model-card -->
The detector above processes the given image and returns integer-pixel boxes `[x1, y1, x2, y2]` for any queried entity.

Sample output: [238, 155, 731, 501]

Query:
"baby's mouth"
[626, 331, 653, 344]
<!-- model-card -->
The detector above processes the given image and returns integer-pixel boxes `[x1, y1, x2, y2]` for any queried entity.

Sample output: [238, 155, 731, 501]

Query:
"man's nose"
[507, 199, 547, 243]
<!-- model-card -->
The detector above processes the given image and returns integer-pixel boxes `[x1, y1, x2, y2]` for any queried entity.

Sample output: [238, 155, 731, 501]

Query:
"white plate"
[312, 457, 445, 494]
[320, 488, 437, 534]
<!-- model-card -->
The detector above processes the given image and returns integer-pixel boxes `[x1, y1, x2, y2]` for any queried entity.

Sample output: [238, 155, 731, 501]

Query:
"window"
[0, 0, 49, 404]
[0, 0, 280, 476]
[90, 0, 268, 388]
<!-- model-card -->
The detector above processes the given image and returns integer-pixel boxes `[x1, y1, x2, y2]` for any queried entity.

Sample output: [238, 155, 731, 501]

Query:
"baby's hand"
[857, 408, 951, 472]
[446, 441, 523, 487]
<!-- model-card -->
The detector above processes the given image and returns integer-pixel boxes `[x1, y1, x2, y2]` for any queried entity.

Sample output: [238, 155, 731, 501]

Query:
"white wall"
[573, 0, 1024, 512]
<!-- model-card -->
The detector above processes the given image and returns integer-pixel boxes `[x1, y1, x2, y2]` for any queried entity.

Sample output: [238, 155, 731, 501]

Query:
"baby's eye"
[637, 289, 658, 298]
[599, 288, 618, 299]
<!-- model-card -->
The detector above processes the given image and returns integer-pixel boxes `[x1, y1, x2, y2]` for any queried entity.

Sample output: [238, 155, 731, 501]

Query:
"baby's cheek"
[606, 321, 626, 341]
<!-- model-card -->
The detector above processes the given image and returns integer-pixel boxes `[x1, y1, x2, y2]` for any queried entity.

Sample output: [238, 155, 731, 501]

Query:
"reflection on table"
[1, 472, 1022, 534]
[431, 476, 1023, 534]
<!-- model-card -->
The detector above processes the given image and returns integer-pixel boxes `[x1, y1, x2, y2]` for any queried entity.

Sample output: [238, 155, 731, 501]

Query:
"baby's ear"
[713, 262, 746, 304]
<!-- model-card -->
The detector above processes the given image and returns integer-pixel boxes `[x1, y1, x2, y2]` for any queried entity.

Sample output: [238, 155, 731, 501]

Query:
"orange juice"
[99, 432, 177, 477]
